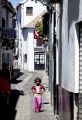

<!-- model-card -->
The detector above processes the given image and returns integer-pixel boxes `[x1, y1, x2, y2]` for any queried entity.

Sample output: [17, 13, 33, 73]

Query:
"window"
[26, 7, 33, 16]
[24, 54, 27, 63]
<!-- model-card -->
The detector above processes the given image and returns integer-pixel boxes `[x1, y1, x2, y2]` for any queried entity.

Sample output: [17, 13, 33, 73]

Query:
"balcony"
[2, 27, 16, 40]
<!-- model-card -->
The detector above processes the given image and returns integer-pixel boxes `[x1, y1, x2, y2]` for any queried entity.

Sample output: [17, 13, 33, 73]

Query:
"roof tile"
[23, 10, 47, 28]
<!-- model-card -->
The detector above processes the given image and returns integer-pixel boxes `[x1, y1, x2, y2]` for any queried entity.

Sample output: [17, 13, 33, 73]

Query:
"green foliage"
[36, 22, 43, 35]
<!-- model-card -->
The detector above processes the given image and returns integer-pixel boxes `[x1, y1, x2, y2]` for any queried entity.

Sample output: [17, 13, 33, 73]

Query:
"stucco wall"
[22, 28, 34, 70]
[27, 28, 34, 71]
[1, 6, 14, 71]
[2, 8, 7, 24]
[22, 0, 46, 26]
[22, 28, 28, 69]
[56, 0, 82, 93]
[16, 6, 22, 66]
[16, 0, 46, 69]
[2, 8, 13, 27]
[8, 12, 13, 27]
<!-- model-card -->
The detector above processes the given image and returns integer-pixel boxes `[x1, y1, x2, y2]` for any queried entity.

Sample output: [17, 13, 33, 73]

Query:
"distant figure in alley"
[31, 77, 46, 113]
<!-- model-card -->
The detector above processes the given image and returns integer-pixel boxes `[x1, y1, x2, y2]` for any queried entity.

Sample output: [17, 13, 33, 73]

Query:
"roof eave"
[15, 3, 22, 9]
[21, 26, 35, 29]
[2, 0, 16, 15]
[16, 0, 28, 9]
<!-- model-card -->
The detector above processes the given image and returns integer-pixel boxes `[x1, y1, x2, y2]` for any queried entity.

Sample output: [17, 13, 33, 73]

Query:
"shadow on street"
[0, 89, 24, 120]
[13, 68, 24, 79]
[11, 79, 22, 84]
[11, 68, 24, 84]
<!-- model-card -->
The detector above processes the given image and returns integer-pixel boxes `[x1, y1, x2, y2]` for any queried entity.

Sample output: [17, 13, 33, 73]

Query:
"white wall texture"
[16, 0, 46, 70]
[56, 0, 82, 93]
[16, 6, 22, 66]
[27, 29, 34, 71]
[1, 6, 14, 70]
[8, 12, 13, 27]
[2, 8, 13, 27]
[2, 8, 7, 24]
[23, 28, 34, 71]
[22, 0, 46, 26]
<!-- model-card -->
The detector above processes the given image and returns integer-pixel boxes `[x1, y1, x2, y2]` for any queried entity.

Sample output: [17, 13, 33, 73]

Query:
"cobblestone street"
[11, 69, 57, 120]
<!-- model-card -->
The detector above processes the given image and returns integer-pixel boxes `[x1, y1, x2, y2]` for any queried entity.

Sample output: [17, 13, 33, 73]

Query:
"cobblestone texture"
[15, 70, 57, 120]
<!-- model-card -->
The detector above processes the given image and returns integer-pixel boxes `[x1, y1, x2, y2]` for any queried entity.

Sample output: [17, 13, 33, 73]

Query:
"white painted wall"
[27, 28, 34, 71]
[16, 6, 22, 66]
[21, 0, 46, 26]
[16, 0, 46, 70]
[2, 8, 13, 27]
[8, 12, 13, 28]
[22, 28, 28, 69]
[22, 28, 34, 70]
[1, 5, 14, 71]
[56, 0, 82, 93]
[2, 8, 7, 24]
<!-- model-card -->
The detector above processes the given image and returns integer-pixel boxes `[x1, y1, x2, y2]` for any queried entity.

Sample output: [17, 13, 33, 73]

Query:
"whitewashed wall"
[8, 12, 13, 28]
[16, 0, 46, 69]
[22, 0, 46, 26]
[1, 6, 14, 70]
[2, 8, 13, 27]
[22, 28, 34, 70]
[56, 0, 82, 93]
[2, 8, 7, 24]
[16, 6, 22, 66]
[27, 28, 34, 71]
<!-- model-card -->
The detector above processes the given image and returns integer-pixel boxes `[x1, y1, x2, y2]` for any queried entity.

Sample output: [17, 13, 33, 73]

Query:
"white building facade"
[16, 0, 46, 71]
[56, 0, 82, 120]
[0, 0, 16, 72]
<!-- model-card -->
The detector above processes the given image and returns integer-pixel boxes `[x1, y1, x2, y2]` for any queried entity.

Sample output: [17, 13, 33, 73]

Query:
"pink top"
[31, 84, 45, 94]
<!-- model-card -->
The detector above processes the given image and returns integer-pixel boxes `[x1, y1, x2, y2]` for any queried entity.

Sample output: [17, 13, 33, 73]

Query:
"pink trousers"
[34, 96, 42, 112]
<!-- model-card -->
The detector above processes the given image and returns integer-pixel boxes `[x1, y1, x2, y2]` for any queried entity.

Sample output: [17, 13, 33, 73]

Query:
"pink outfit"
[31, 84, 45, 112]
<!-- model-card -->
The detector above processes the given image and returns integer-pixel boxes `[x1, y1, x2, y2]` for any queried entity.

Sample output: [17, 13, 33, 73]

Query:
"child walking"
[31, 77, 46, 113]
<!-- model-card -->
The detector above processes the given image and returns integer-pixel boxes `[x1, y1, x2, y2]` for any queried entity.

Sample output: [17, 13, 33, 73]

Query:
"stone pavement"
[13, 69, 57, 120]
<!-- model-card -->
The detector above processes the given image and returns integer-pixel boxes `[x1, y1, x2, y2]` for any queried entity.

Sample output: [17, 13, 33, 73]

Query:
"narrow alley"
[4, 67, 57, 120]
[1, 0, 81, 119]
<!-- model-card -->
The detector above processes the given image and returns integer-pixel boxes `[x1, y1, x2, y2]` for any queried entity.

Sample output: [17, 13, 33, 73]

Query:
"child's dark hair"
[34, 77, 42, 83]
